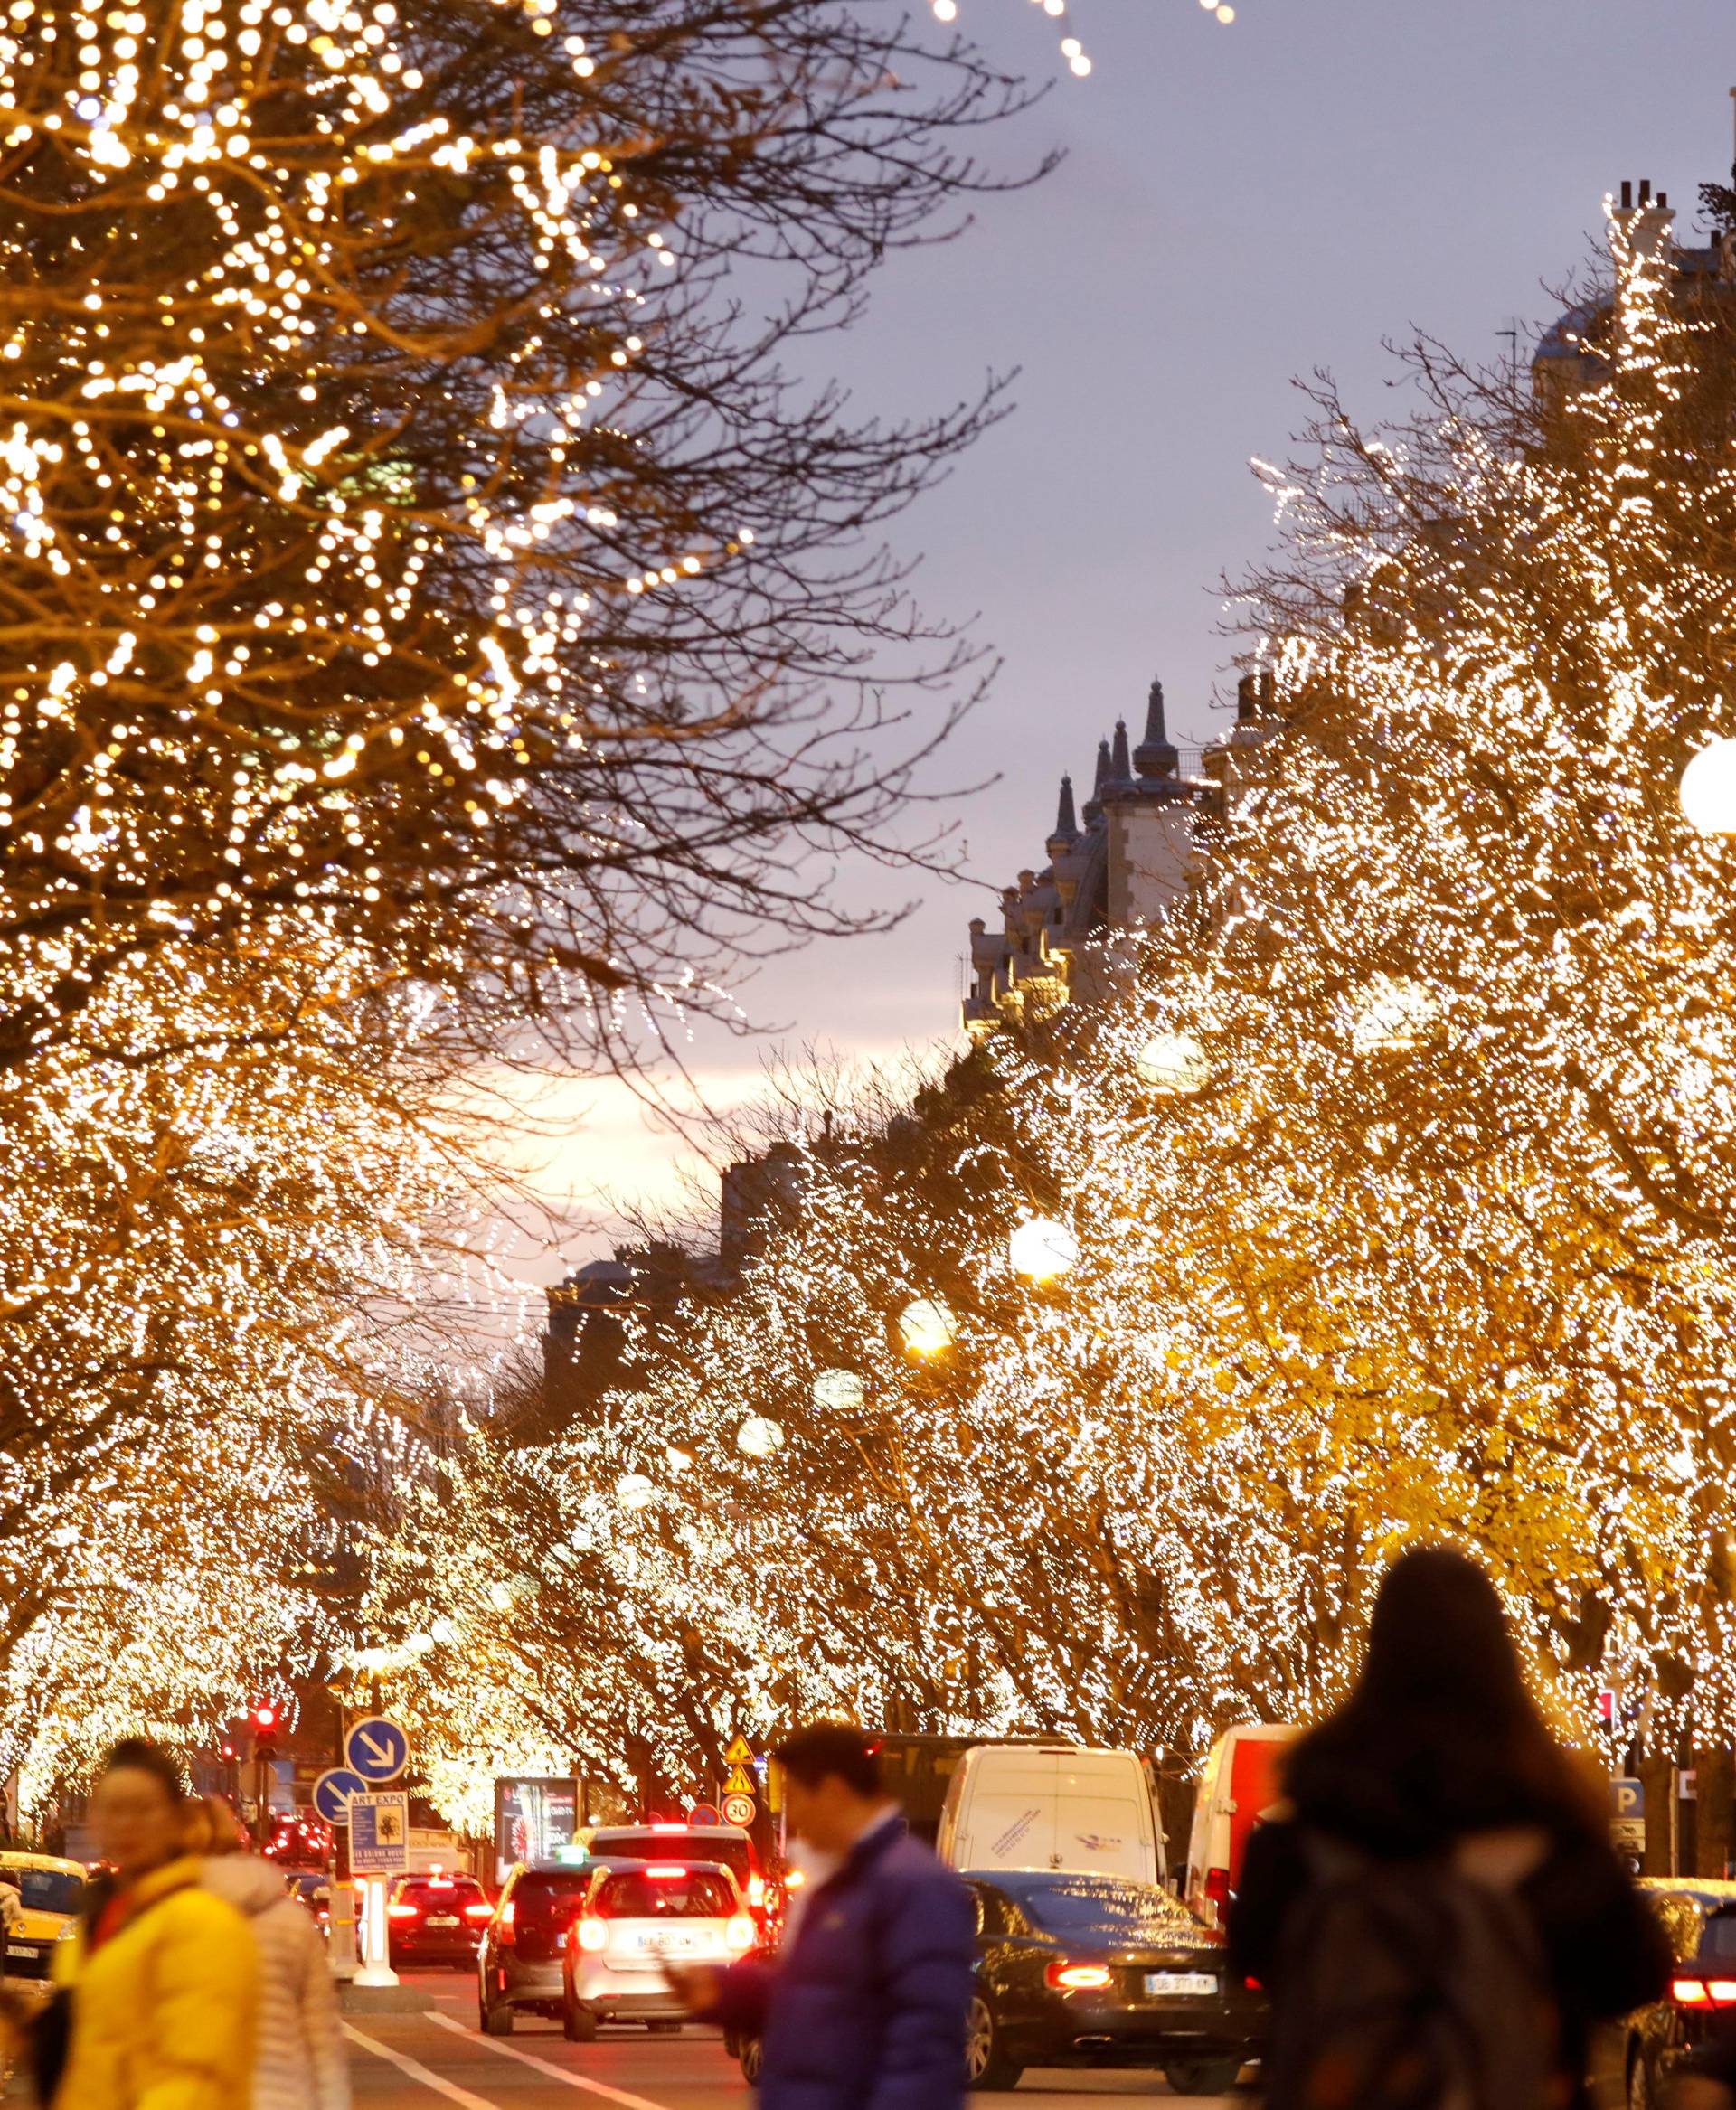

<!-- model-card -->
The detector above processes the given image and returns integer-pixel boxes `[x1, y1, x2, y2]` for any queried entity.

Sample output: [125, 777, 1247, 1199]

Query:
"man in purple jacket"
[668, 1723, 975, 2110]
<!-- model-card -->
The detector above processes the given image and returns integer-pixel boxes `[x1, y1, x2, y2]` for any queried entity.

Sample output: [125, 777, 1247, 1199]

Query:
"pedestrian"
[665, 1721, 975, 2110]
[1228, 1546, 1669, 2110]
[189, 1800, 350, 2110]
[47, 1738, 258, 2110]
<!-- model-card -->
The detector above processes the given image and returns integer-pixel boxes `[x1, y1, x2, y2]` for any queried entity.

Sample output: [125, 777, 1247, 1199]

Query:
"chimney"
[1620, 180, 1633, 210]
[1235, 674, 1256, 725]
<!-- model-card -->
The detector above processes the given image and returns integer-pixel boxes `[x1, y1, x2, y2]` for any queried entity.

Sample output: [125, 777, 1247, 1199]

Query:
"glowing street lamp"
[898, 1297, 958, 1357]
[812, 1368, 866, 1412]
[1008, 1215, 1080, 1282]
[1680, 736, 1736, 835]
[737, 1416, 785, 1459]
[1135, 1031, 1210, 1096]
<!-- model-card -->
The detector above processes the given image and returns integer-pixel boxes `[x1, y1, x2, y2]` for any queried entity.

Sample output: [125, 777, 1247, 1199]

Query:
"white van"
[1183, 1723, 1298, 1928]
[936, 1743, 1165, 1888]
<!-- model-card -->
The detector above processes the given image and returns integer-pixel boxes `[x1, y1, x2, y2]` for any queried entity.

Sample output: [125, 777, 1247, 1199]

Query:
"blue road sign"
[344, 1716, 409, 1784]
[312, 1766, 367, 1826]
[1611, 1776, 1646, 1820]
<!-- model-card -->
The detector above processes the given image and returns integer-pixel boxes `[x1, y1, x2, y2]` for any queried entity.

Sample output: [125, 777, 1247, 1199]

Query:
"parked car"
[563, 1859, 755, 2041]
[939, 1745, 1166, 1889]
[386, 1870, 493, 1968]
[1183, 1725, 1298, 1930]
[961, 1870, 1265, 2095]
[0, 1852, 86, 2002]
[478, 1858, 643, 2034]
[1590, 1879, 1736, 2110]
[587, 1823, 768, 1918]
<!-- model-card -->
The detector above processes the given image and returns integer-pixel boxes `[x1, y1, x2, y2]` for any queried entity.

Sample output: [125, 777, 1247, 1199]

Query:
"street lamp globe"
[1008, 1215, 1080, 1282]
[614, 1472, 656, 1512]
[737, 1415, 785, 1459]
[1135, 1031, 1210, 1096]
[899, 1296, 958, 1356]
[1680, 736, 1736, 834]
[812, 1367, 866, 1412]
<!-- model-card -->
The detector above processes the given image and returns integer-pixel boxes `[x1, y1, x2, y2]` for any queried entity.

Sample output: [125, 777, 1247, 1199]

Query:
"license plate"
[427, 1917, 459, 1927]
[1146, 1972, 1218, 1998]
[7, 1944, 34, 1958]
[635, 1930, 699, 1952]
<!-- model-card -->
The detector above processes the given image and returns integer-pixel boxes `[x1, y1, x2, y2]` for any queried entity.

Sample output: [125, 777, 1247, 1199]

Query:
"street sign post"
[1609, 1776, 1646, 1863]
[722, 1791, 756, 1828]
[312, 1766, 368, 1827]
[721, 1734, 758, 1830]
[344, 1717, 410, 1785]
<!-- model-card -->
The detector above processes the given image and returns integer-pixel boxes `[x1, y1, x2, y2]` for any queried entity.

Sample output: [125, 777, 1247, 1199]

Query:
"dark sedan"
[963, 1871, 1265, 2094]
[387, 1870, 494, 1968]
[1590, 1879, 1736, 2110]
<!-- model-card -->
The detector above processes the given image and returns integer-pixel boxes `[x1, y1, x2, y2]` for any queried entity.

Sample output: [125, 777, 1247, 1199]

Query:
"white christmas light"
[737, 1416, 786, 1458]
[614, 1473, 656, 1512]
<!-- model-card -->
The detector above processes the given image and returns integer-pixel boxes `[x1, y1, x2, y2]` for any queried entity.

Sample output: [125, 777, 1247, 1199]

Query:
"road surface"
[344, 1973, 1235, 2110]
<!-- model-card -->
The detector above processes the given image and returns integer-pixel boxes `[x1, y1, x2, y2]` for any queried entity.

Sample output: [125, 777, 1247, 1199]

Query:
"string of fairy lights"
[363, 204, 1736, 1804]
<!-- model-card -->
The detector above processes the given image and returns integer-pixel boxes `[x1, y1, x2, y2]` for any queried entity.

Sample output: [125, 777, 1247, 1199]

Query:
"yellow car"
[1, 1851, 87, 2000]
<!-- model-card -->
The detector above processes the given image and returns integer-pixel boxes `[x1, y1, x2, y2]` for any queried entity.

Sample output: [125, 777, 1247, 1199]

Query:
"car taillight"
[497, 1900, 515, 1945]
[578, 1917, 608, 1953]
[464, 1902, 493, 1920]
[1046, 1961, 1113, 1992]
[1203, 1867, 1231, 1928]
[747, 1875, 766, 1909]
[388, 1904, 418, 1919]
[1675, 1978, 1736, 2007]
[646, 1865, 688, 1879]
[726, 1914, 755, 1953]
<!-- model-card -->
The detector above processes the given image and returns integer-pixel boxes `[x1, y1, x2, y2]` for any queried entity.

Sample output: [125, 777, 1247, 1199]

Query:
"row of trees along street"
[0, 0, 1046, 1812]
[371, 191, 1736, 1879]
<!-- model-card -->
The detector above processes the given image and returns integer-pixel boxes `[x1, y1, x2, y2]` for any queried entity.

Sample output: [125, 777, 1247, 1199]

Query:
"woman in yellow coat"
[54, 1739, 258, 2110]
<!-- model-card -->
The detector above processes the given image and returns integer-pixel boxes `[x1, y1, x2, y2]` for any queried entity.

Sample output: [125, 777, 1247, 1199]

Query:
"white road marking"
[342, 2023, 504, 2110]
[427, 2010, 676, 2110]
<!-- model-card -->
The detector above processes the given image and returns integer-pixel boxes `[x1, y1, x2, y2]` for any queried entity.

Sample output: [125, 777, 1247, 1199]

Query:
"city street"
[344, 1978, 1234, 2110]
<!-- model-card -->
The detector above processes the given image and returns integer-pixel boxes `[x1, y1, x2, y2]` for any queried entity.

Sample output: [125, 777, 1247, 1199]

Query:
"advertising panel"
[494, 1776, 580, 1880]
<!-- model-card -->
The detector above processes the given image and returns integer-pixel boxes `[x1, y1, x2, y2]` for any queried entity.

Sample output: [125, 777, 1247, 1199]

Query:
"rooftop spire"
[1110, 718, 1132, 780]
[1051, 772, 1078, 842]
[1133, 676, 1178, 778]
[1082, 738, 1113, 824]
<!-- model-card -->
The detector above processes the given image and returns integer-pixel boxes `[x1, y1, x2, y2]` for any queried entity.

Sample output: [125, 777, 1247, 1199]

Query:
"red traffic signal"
[250, 1702, 278, 1732]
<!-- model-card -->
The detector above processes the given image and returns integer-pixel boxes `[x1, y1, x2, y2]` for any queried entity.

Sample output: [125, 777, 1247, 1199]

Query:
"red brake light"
[387, 1903, 418, 1919]
[497, 1899, 516, 1943]
[578, 1917, 608, 1953]
[1712, 1982, 1736, 2007]
[1046, 1961, 1113, 1992]
[646, 1864, 688, 1879]
[1675, 1978, 1711, 2005]
[726, 1913, 755, 1953]
[464, 1902, 493, 1919]
[747, 1874, 767, 1908]
[428, 1878, 454, 1890]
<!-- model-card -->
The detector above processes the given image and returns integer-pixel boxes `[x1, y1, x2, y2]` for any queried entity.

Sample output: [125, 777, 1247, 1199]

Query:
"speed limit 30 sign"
[722, 1790, 755, 1827]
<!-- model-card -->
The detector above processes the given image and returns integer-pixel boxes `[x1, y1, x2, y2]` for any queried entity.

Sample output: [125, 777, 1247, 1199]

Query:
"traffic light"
[250, 1701, 279, 1765]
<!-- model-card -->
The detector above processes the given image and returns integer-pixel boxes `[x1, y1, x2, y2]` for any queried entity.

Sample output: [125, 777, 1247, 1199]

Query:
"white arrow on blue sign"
[344, 1716, 410, 1784]
[312, 1766, 368, 1825]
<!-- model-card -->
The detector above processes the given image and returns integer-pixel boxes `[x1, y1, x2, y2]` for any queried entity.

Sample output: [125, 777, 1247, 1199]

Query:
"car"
[286, 1870, 332, 1936]
[961, 1870, 1265, 2095]
[1, 1852, 87, 2002]
[1590, 1878, 1736, 2110]
[386, 1870, 494, 1969]
[587, 1823, 769, 1920]
[478, 1859, 630, 2034]
[562, 1858, 755, 2041]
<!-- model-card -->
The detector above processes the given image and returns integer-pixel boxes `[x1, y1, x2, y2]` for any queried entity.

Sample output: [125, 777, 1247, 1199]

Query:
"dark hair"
[1283, 1546, 1601, 1851]
[100, 1738, 185, 1806]
[774, 1721, 882, 1798]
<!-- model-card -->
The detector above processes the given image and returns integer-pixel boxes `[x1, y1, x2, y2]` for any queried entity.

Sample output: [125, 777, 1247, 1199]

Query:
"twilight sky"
[506, 0, 1736, 1276]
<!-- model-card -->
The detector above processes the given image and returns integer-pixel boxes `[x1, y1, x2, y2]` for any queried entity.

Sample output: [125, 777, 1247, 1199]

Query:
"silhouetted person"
[667, 1721, 974, 2110]
[1229, 1547, 1667, 2110]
